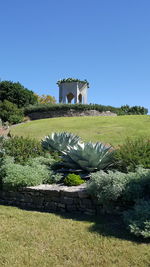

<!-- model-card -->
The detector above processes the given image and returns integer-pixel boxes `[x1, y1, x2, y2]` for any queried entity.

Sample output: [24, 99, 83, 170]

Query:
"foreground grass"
[0, 205, 150, 267]
[11, 115, 150, 146]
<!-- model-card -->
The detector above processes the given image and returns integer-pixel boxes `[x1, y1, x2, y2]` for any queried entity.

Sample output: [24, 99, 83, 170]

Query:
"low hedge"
[24, 103, 148, 116]
[24, 103, 119, 115]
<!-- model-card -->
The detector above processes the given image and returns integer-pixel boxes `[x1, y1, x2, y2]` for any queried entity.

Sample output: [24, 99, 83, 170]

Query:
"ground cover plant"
[11, 115, 150, 146]
[64, 173, 85, 186]
[123, 200, 150, 239]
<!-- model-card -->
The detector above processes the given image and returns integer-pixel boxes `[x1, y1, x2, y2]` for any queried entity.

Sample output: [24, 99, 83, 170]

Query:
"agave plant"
[41, 132, 81, 153]
[62, 142, 114, 172]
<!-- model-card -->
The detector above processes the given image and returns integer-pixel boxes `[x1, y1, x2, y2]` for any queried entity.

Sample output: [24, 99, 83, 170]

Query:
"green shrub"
[2, 156, 50, 189]
[87, 168, 150, 209]
[62, 142, 114, 172]
[3, 136, 46, 164]
[87, 170, 128, 205]
[42, 132, 81, 153]
[114, 137, 150, 172]
[26, 155, 55, 167]
[43, 171, 63, 184]
[120, 105, 148, 115]
[26, 156, 62, 184]
[64, 173, 85, 186]
[123, 201, 150, 238]
[8, 114, 23, 124]
[1, 155, 63, 189]
[0, 100, 23, 124]
[122, 167, 150, 204]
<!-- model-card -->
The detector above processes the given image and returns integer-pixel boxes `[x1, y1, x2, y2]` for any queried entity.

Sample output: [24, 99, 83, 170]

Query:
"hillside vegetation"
[11, 115, 150, 146]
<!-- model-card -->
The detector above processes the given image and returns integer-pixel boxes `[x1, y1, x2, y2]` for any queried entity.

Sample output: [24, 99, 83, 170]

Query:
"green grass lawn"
[11, 115, 150, 146]
[0, 205, 150, 267]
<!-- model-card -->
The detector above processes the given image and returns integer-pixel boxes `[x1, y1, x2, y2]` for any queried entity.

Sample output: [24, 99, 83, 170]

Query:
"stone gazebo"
[57, 78, 89, 104]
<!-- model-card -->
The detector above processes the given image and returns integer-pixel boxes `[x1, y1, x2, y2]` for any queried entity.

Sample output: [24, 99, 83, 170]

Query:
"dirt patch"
[0, 127, 10, 137]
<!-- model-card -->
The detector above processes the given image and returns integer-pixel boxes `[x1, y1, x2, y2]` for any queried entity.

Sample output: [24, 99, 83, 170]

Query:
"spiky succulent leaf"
[62, 142, 114, 171]
[41, 132, 81, 153]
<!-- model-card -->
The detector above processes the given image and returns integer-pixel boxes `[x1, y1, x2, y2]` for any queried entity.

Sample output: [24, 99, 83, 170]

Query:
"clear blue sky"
[0, 0, 150, 111]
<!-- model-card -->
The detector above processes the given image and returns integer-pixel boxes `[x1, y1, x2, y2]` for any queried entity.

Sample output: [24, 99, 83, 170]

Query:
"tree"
[0, 100, 23, 124]
[35, 94, 56, 104]
[0, 81, 38, 108]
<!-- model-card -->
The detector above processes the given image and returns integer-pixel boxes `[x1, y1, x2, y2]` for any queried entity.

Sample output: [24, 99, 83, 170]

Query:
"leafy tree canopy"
[35, 94, 56, 104]
[0, 80, 38, 108]
[0, 100, 23, 124]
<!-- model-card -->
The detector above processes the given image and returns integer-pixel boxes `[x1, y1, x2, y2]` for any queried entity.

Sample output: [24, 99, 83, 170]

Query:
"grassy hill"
[11, 115, 150, 146]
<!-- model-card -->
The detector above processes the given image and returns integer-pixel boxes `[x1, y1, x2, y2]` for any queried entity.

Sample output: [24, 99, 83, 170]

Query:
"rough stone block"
[61, 197, 74, 205]
[61, 190, 79, 198]
[84, 209, 96, 215]
[82, 199, 93, 208]
[78, 190, 89, 199]
[57, 203, 65, 209]
[50, 196, 60, 203]
[66, 204, 77, 211]
[73, 198, 80, 204]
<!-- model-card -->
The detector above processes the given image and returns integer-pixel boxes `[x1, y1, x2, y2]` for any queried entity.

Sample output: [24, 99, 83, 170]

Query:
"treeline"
[0, 80, 55, 124]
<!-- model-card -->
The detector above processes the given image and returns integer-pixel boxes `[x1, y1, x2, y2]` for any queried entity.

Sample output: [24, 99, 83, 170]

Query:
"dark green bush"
[119, 105, 148, 115]
[8, 114, 23, 124]
[114, 137, 150, 172]
[64, 173, 85, 186]
[3, 136, 46, 164]
[123, 200, 150, 239]
[0, 100, 23, 124]
[122, 167, 150, 204]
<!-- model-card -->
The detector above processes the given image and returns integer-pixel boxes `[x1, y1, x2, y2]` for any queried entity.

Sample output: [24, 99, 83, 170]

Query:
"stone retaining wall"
[27, 109, 117, 120]
[0, 184, 101, 215]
